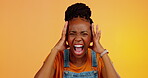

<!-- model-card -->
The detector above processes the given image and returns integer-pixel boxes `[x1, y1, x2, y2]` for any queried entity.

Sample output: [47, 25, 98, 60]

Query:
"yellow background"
[0, 0, 148, 78]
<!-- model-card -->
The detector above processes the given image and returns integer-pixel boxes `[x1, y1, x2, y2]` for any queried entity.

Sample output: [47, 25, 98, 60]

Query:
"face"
[67, 17, 92, 58]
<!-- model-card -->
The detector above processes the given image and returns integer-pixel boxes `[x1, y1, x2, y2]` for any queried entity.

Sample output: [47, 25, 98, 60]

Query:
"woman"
[35, 3, 120, 78]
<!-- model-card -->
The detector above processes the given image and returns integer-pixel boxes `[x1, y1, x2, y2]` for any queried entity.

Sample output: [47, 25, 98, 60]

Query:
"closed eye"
[81, 31, 88, 36]
[82, 33, 88, 35]
[69, 31, 76, 35]
[69, 33, 76, 35]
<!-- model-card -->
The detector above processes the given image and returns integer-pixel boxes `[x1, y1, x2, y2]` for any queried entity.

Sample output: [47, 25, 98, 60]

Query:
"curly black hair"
[65, 3, 93, 24]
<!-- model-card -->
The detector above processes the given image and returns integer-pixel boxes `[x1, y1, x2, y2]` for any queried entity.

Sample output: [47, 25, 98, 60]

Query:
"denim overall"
[63, 49, 98, 78]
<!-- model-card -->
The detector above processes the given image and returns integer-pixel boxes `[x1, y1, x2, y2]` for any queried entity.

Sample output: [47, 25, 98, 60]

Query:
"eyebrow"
[81, 31, 88, 33]
[69, 31, 76, 33]
[69, 31, 88, 33]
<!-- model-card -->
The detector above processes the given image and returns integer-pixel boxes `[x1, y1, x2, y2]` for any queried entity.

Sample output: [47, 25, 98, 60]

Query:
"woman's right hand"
[53, 21, 68, 52]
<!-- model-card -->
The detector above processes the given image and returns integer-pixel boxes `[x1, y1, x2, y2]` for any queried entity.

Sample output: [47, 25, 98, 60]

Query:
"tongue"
[75, 47, 82, 52]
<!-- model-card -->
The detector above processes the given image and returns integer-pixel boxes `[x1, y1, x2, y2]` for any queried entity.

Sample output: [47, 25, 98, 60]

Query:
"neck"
[70, 51, 88, 67]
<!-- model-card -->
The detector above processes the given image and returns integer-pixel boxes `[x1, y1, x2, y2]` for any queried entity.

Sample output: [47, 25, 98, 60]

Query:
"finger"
[91, 23, 95, 36]
[96, 25, 99, 34]
[62, 21, 68, 35]
[96, 25, 101, 39]
[62, 21, 68, 39]
[99, 30, 101, 38]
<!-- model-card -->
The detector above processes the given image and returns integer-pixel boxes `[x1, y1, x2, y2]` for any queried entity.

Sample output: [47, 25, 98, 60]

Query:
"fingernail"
[65, 21, 68, 23]
[65, 21, 68, 25]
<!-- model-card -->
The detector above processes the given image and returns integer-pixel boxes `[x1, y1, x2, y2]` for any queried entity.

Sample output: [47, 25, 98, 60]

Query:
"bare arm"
[34, 49, 58, 78]
[90, 24, 120, 78]
[101, 53, 120, 78]
[34, 22, 68, 78]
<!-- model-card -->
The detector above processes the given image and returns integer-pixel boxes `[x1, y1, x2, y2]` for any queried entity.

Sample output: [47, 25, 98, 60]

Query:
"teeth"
[74, 45, 83, 47]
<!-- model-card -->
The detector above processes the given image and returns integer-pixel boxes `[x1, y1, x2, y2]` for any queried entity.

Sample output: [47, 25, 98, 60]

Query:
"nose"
[75, 35, 82, 42]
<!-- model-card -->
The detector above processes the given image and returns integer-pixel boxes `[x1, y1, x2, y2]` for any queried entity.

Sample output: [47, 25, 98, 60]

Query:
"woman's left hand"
[90, 23, 105, 53]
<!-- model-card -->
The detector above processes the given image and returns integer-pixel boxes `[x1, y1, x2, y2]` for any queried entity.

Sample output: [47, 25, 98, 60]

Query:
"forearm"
[34, 48, 58, 78]
[102, 53, 120, 78]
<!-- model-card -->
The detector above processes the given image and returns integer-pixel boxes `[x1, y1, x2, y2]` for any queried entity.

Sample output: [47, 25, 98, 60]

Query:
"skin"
[34, 17, 120, 78]
[68, 18, 91, 67]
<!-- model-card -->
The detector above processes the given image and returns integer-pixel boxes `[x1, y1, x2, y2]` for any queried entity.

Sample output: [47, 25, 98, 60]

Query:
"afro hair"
[65, 3, 93, 24]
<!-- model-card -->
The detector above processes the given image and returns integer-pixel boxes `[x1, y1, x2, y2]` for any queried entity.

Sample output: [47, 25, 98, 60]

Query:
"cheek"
[84, 36, 91, 45]
[84, 38, 91, 44]
[67, 37, 74, 46]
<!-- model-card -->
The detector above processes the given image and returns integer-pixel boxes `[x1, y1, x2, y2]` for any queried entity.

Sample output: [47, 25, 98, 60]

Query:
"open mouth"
[73, 44, 84, 55]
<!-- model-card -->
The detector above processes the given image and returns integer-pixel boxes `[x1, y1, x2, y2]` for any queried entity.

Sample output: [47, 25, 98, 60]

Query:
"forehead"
[68, 18, 91, 31]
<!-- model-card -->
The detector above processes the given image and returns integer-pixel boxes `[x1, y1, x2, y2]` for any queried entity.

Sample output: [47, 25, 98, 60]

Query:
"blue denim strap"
[64, 49, 70, 67]
[91, 50, 98, 67]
